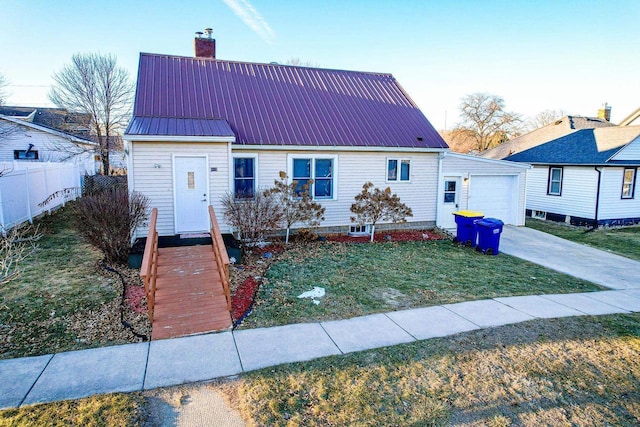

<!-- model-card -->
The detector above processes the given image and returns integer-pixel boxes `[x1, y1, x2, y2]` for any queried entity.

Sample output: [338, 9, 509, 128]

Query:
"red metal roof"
[127, 53, 448, 149]
[126, 117, 234, 137]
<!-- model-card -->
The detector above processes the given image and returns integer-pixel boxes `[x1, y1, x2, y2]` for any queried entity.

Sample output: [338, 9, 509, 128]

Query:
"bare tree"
[524, 109, 565, 132]
[455, 93, 522, 152]
[284, 58, 319, 67]
[0, 224, 41, 286]
[49, 53, 133, 175]
[0, 72, 8, 106]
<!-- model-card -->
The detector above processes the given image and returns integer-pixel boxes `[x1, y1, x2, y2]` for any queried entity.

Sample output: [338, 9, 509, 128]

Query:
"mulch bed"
[326, 229, 447, 243]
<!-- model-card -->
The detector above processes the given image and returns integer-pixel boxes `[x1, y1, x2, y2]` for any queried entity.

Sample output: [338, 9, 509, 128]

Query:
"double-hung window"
[387, 158, 410, 182]
[622, 168, 636, 199]
[233, 157, 255, 199]
[292, 157, 335, 199]
[547, 167, 563, 196]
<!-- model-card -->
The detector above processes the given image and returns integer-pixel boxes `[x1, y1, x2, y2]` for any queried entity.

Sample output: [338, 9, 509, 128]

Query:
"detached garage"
[437, 152, 531, 228]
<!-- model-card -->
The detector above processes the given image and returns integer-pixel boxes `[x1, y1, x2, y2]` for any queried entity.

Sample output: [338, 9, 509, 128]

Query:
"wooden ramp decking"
[151, 245, 232, 340]
[140, 206, 233, 341]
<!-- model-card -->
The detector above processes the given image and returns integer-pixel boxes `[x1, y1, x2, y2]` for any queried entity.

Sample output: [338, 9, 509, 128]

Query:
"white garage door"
[468, 175, 519, 225]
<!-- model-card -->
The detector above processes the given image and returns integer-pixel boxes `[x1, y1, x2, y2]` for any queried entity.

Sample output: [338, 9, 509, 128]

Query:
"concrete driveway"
[500, 226, 640, 290]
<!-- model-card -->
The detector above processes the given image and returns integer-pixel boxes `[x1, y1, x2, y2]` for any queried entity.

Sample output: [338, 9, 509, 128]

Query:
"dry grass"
[224, 314, 640, 426]
[239, 240, 602, 328]
[0, 205, 149, 359]
[0, 393, 146, 426]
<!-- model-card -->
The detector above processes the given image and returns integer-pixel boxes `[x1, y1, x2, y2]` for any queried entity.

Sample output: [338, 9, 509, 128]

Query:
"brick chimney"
[195, 28, 216, 58]
[597, 103, 611, 121]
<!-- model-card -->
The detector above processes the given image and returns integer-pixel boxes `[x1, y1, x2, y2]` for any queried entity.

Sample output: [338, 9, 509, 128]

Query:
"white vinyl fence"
[0, 162, 81, 230]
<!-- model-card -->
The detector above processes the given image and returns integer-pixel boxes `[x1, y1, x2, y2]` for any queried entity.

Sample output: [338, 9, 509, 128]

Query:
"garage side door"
[468, 175, 519, 225]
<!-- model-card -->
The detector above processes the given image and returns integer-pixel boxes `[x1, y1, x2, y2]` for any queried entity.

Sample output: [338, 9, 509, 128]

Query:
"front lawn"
[227, 313, 640, 426]
[240, 239, 603, 328]
[0, 205, 149, 360]
[0, 393, 145, 426]
[526, 218, 640, 261]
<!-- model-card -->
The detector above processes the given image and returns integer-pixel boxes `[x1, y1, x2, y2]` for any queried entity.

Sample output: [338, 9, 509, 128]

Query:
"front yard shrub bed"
[239, 239, 603, 328]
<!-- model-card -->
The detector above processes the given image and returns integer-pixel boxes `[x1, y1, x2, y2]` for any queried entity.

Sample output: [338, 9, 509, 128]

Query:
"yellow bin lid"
[452, 210, 484, 217]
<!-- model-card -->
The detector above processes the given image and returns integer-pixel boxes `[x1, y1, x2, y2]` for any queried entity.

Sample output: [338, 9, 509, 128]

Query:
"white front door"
[440, 176, 461, 229]
[174, 156, 210, 233]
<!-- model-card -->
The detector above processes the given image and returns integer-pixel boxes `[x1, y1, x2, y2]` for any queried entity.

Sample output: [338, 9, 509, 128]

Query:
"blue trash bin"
[475, 218, 504, 255]
[453, 211, 484, 247]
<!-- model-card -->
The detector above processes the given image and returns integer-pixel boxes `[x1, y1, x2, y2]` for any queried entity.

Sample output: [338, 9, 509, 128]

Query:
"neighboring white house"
[483, 122, 640, 227]
[124, 36, 528, 238]
[0, 114, 96, 175]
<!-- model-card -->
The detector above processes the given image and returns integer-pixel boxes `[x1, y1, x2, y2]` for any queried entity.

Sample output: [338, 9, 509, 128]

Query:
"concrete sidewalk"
[500, 226, 640, 290]
[2, 288, 640, 409]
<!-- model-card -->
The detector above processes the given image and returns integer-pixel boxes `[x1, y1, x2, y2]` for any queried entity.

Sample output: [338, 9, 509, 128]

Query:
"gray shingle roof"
[482, 116, 614, 160]
[504, 126, 640, 165]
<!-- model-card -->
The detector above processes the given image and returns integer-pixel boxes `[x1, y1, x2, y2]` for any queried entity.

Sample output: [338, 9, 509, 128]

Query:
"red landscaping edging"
[232, 277, 261, 324]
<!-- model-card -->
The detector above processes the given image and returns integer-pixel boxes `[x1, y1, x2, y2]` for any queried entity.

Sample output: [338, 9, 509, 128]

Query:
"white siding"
[441, 155, 528, 226]
[526, 166, 598, 219]
[132, 144, 441, 237]
[598, 167, 640, 220]
[131, 141, 230, 237]
[610, 136, 640, 161]
[237, 149, 440, 229]
[0, 123, 95, 174]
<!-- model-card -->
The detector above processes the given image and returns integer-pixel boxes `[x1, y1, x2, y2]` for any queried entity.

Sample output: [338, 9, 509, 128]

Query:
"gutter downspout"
[593, 166, 602, 230]
[436, 152, 445, 227]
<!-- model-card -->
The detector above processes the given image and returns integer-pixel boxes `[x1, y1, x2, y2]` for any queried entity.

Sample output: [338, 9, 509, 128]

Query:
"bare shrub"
[265, 171, 325, 243]
[74, 187, 149, 264]
[350, 182, 413, 242]
[0, 224, 41, 285]
[221, 191, 282, 244]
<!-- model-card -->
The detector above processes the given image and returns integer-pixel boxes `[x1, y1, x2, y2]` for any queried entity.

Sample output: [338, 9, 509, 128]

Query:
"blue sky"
[1, 0, 639, 128]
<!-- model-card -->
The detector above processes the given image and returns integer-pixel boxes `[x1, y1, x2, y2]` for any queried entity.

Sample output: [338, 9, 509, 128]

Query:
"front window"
[387, 159, 410, 182]
[292, 157, 334, 199]
[547, 167, 563, 196]
[234, 157, 255, 199]
[622, 168, 636, 199]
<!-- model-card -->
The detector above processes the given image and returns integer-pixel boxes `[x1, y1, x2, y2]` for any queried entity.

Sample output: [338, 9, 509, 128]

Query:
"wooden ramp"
[151, 245, 232, 340]
[141, 207, 233, 341]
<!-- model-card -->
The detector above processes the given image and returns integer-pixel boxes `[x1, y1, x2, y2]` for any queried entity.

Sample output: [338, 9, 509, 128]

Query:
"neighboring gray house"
[124, 35, 528, 238]
[483, 119, 640, 226]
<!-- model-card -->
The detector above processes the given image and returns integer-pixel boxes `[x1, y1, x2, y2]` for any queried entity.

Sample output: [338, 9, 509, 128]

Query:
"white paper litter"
[297, 287, 325, 305]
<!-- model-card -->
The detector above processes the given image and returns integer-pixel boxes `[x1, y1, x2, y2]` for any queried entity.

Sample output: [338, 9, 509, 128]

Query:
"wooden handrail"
[209, 205, 232, 312]
[140, 207, 159, 324]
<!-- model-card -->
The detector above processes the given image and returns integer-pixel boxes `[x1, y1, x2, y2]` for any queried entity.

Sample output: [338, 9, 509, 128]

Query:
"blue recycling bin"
[453, 211, 484, 247]
[475, 218, 504, 255]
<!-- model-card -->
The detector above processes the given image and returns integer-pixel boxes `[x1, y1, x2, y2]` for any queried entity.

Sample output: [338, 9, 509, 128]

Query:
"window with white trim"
[387, 158, 410, 182]
[547, 167, 563, 196]
[622, 168, 636, 199]
[291, 157, 335, 199]
[233, 157, 255, 199]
